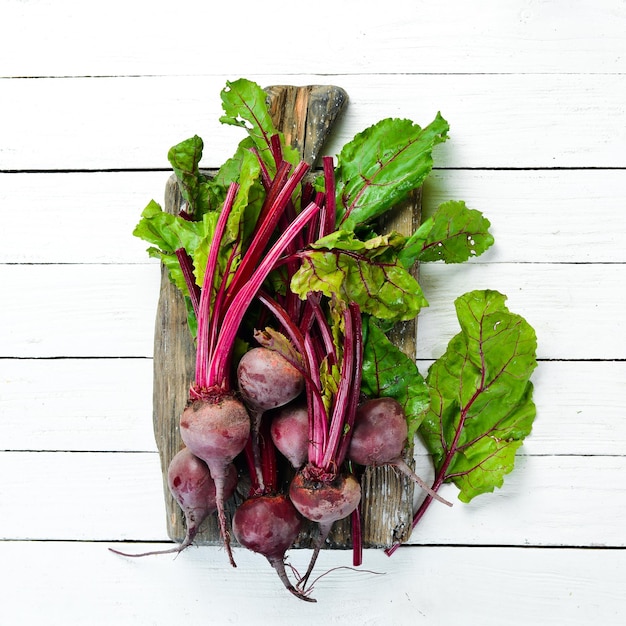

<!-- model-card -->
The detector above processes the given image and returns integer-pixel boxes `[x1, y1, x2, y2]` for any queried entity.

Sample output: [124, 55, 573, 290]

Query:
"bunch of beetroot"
[122, 79, 537, 602]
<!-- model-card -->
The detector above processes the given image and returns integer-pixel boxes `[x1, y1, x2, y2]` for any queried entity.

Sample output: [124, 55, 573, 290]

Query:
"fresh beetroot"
[237, 346, 304, 489]
[180, 394, 250, 567]
[167, 447, 238, 547]
[289, 469, 361, 585]
[348, 397, 451, 507]
[270, 402, 309, 469]
[232, 493, 315, 602]
[237, 347, 304, 412]
[110, 447, 238, 558]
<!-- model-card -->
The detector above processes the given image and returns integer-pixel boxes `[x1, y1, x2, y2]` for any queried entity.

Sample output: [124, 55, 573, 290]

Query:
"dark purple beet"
[289, 469, 361, 587]
[232, 493, 315, 602]
[109, 448, 238, 558]
[237, 347, 304, 412]
[348, 397, 451, 507]
[270, 402, 309, 469]
[180, 392, 251, 566]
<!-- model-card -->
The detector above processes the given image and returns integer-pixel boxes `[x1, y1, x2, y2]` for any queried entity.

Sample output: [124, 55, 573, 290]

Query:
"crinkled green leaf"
[135, 204, 218, 294]
[420, 290, 537, 503]
[167, 135, 217, 216]
[291, 230, 428, 322]
[219, 78, 299, 171]
[412, 200, 494, 264]
[361, 317, 430, 440]
[334, 114, 449, 228]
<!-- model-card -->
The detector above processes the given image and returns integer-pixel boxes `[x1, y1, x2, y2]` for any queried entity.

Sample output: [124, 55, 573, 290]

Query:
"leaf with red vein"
[420, 290, 537, 503]
[291, 229, 428, 322]
[333, 114, 449, 228]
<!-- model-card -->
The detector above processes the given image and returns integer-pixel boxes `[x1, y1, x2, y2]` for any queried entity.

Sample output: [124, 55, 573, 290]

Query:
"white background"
[1, 0, 625, 623]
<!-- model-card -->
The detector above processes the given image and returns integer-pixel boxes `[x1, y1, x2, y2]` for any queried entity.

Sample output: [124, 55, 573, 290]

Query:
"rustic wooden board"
[152, 84, 420, 548]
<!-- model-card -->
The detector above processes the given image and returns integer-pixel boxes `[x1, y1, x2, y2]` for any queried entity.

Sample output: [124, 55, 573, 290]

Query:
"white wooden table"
[1, 1, 625, 623]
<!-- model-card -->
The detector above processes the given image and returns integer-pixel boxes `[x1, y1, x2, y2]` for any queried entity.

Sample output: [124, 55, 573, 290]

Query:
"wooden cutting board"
[152, 84, 420, 548]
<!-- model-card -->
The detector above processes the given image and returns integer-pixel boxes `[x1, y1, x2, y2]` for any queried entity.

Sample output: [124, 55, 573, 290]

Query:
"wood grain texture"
[264, 84, 348, 167]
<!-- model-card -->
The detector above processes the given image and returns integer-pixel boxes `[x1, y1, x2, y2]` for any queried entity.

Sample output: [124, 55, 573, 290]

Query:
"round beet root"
[347, 397, 452, 508]
[167, 448, 238, 541]
[237, 347, 304, 411]
[348, 397, 407, 466]
[180, 393, 250, 566]
[289, 471, 361, 525]
[233, 494, 314, 602]
[288, 469, 362, 587]
[270, 402, 309, 469]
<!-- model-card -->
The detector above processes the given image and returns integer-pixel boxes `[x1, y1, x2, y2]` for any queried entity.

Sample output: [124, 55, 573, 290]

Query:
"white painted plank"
[422, 169, 626, 264]
[2, 0, 624, 77]
[416, 262, 626, 360]
[1, 74, 624, 170]
[4, 169, 626, 264]
[1, 263, 623, 360]
[3, 360, 624, 457]
[407, 453, 626, 548]
[0, 171, 169, 264]
[0, 264, 161, 358]
[0, 452, 169, 541]
[2, 544, 626, 626]
[0, 358, 156, 452]
[1, 452, 624, 547]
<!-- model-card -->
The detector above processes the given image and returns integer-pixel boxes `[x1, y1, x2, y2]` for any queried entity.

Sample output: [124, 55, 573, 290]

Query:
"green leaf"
[291, 230, 428, 322]
[193, 153, 264, 291]
[167, 136, 214, 216]
[133, 199, 213, 296]
[361, 317, 430, 440]
[219, 78, 299, 171]
[213, 137, 256, 189]
[334, 113, 449, 228]
[413, 200, 494, 264]
[420, 290, 537, 503]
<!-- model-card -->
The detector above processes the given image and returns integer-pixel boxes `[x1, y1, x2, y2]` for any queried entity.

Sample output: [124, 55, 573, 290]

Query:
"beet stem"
[351, 507, 363, 567]
[208, 200, 320, 387]
[224, 161, 308, 304]
[322, 156, 336, 236]
[195, 182, 239, 389]
[248, 406, 266, 493]
[335, 304, 363, 467]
